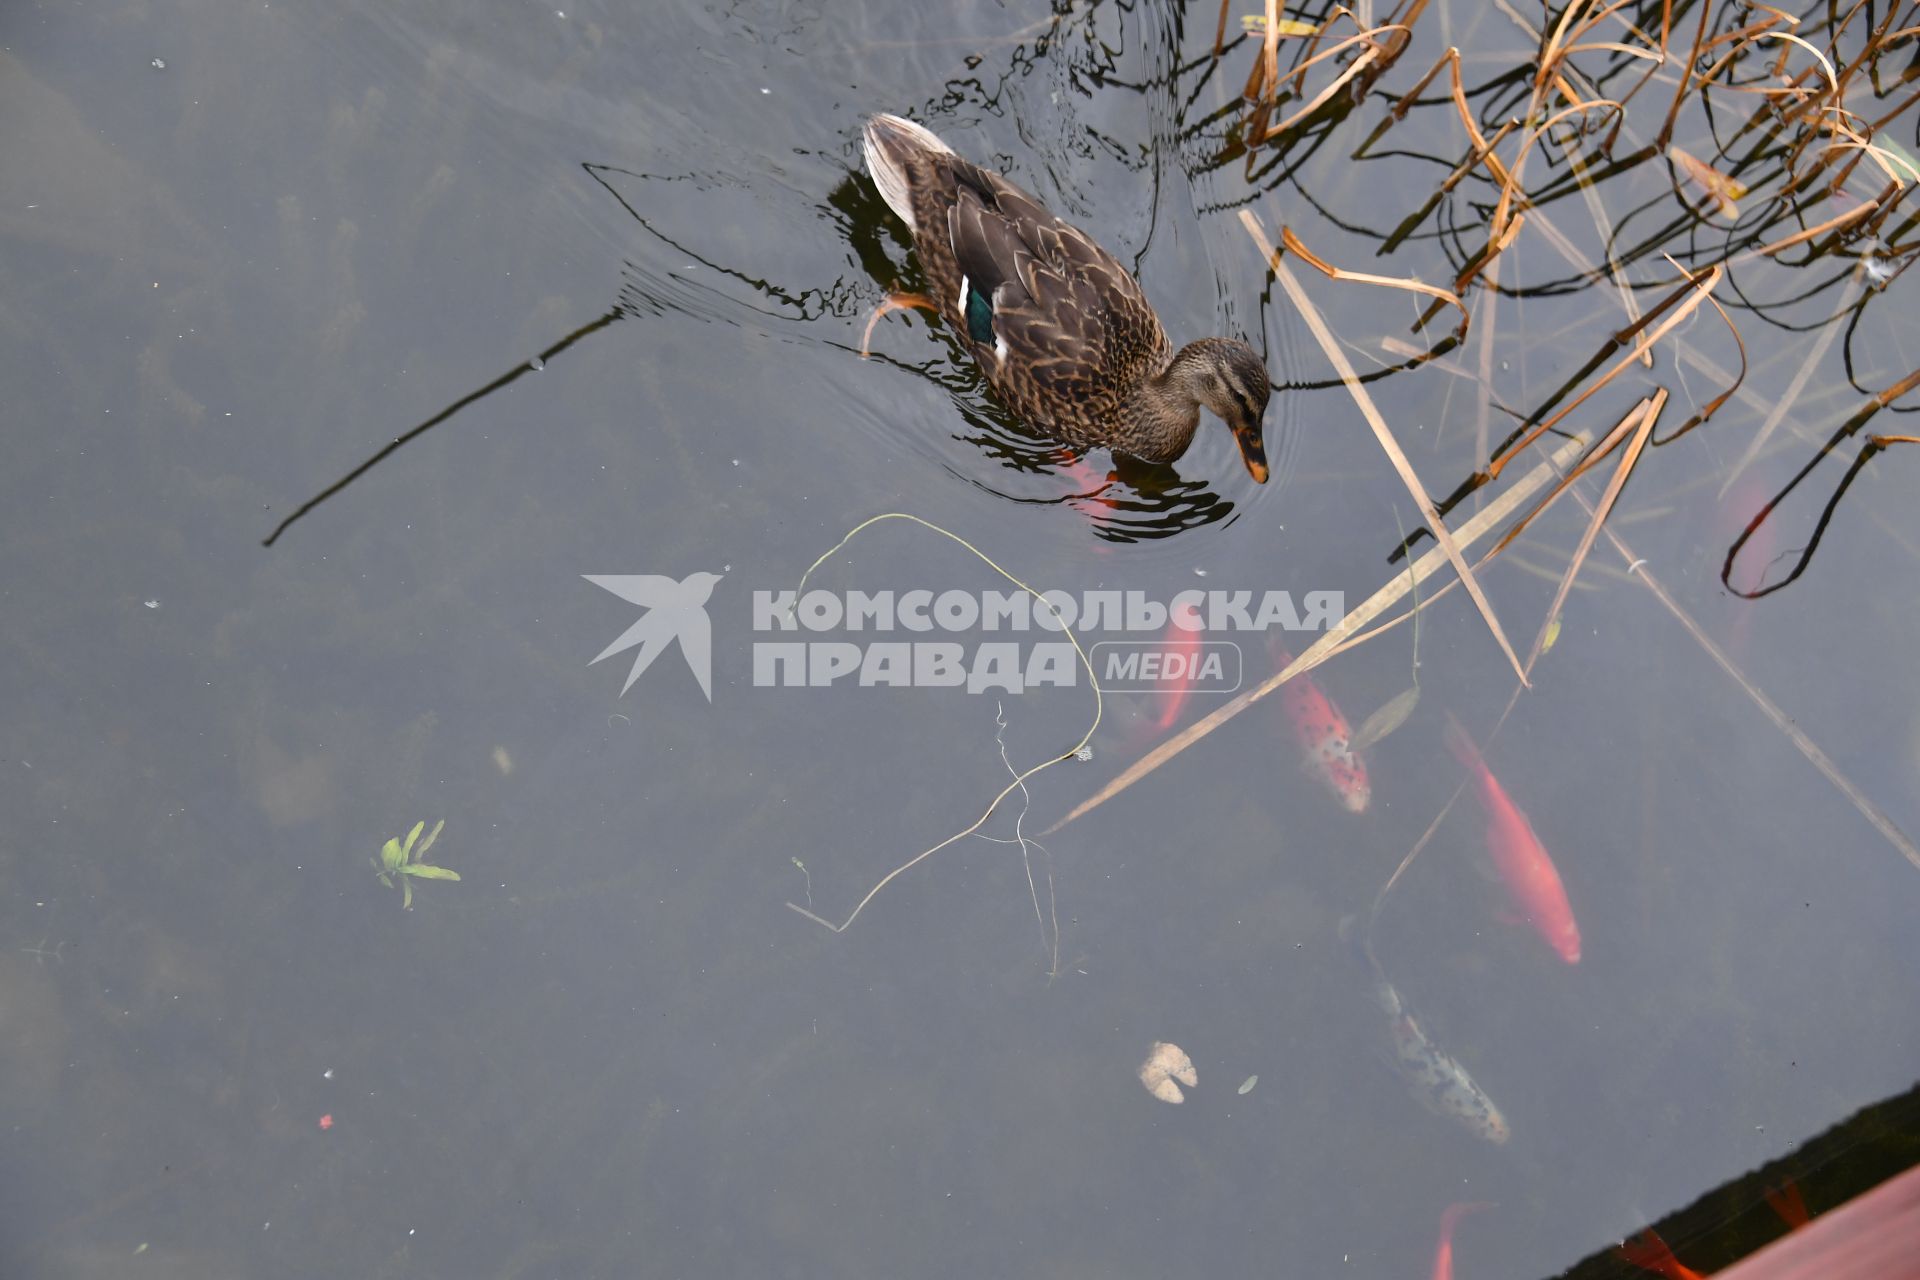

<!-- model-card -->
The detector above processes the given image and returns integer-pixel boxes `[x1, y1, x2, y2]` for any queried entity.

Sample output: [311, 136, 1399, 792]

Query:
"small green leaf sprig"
[373, 820, 460, 909]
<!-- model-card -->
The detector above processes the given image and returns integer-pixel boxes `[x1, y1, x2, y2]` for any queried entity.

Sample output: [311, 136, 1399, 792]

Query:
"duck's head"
[1167, 338, 1272, 483]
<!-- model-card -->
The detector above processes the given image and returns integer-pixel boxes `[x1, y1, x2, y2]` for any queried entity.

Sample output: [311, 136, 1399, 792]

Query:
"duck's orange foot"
[860, 291, 936, 359]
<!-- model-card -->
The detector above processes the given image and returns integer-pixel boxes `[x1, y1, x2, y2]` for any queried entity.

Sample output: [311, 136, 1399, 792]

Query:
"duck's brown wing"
[942, 159, 1168, 436]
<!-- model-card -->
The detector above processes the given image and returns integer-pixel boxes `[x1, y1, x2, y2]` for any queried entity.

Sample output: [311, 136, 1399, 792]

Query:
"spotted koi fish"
[1271, 644, 1371, 813]
[1343, 918, 1510, 1145]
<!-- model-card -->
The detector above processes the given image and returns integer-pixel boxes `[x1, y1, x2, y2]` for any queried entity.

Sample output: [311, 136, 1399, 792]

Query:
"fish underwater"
[1431, 1202, 1496, 1280]
[1617, 1180, 1811, 1280]
[1444, 714, 1581, 964]
[1342, 918, 1510, 1145]
[1617, 1229, 1708, 1280]
[1153, 605, 1206, 732]
[1272, 644, 1371, 813]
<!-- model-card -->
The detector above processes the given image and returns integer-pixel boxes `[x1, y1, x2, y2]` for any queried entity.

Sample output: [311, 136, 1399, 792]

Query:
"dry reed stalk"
[1043, 430, 1593, 837]
[1521, 388, 1665, 679]
[1484, 258, 1724, 483]
[1572, 491, 1920, 876]
[1280, 227, 1469, 348]
[1242, 209, 1528, 683]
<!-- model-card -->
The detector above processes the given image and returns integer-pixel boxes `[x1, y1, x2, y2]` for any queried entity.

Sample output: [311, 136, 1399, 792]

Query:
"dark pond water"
[5, 1, 1918, 1275]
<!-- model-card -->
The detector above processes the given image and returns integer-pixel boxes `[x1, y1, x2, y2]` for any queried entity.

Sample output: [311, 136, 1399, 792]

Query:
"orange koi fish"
[1618, 1229, 1707, 1280]
[1764, 1178, 1810, 1230]
[1273, 645, 1371, 813]
[1444, 714, 1580, 964]
[1716, 473, 1778, 659]
[1431, 1202, 1496, 1280]
[1060, 454, 1121, 527]
[1154, 610, 1205, 731]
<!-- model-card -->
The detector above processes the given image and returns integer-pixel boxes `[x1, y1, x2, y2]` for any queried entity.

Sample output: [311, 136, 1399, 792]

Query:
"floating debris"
[1138, 1041, 1197, 1104]
[1241, 14, 1318, 37]
[1237, 1075, 1258, 1095]
[1349, 685, 1420, 754]
[1668, 145, 1746, 219]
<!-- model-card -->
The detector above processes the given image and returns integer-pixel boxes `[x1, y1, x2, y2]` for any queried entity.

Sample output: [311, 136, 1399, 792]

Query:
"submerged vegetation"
[373, 819, 460, 910]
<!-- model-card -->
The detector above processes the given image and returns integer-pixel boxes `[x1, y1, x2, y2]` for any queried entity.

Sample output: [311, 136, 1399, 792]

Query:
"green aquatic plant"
[373, 820, 460, 909]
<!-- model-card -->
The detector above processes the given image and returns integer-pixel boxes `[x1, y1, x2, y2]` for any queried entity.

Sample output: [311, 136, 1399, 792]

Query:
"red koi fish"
[1618, 1229, 1707, 1280]
[1273, 646, 1371, 813]
[1443, 714, 1580, 964]
[1154, 608, 1205, 731]
[1060, 454, 1121, 527]
[1764, 1178, 1810, 1230]
[1432, 1202, 1496, 1280]
[1716, 472, 1778, 659]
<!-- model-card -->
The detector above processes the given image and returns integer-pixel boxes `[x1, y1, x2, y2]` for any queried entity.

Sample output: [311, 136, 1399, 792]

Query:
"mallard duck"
[862, 113, 1271, 483]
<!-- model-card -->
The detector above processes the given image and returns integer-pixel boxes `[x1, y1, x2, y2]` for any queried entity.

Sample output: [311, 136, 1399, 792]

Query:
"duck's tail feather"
[862, 114, 951, 235]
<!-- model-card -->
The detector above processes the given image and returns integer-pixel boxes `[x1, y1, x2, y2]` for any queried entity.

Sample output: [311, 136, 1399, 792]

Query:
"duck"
[861, 113, 1272, 483]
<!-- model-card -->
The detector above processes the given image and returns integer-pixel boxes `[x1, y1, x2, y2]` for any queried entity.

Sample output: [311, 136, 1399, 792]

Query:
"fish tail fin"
[1438, 1201, 1497, 1236]
[1617, 1230, 1688, 1279]
[1337, 913, 1373, 960]
[1442, 712, 1485, 775]
[1337, 914, 1397, 1013]
[1440, 1201, 1497, 1226]
[1764, 1178, 1810, 1230]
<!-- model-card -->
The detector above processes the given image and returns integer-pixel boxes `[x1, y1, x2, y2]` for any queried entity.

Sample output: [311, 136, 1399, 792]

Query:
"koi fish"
[1716, 472, 1778, 659]
[1444, 714, 1581, 964]
[1273, 645, 1371, 813]
[1342, 918, 1509, 1144]
[1153, 610, 1205, 731]
[1060, 454, 1122, 527]
[1618, 1229, 1707, 1280]
[1432, 1202, 1496, 1280]
[1764, 1178, 1810, 1230]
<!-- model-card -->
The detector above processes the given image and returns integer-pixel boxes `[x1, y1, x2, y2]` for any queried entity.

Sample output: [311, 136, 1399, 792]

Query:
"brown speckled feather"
[911, 153, 1169, 448]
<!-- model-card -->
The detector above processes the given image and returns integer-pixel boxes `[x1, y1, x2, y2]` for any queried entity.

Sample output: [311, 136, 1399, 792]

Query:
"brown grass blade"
[1756, 195, 1881, 257]
[1716, 265, 1865, 498]
[1256, 31, 1397, 143]
[1573, 491, 1920, 876]
[1558, 135, 1653, 365]
[1522, 389, 1665, 678]
[1242, 209, 1528, 685]
[1280, 226, 1469, 348]
[1487, 258, 1723, 482]
[1042, 431, 1592, 836]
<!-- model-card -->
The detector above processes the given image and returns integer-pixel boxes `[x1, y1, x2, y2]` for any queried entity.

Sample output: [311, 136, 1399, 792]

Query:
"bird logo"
[584, 571, 723, 699]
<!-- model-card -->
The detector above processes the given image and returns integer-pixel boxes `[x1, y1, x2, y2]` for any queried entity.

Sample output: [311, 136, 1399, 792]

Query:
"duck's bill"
[1234, 428, 1270, 484]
